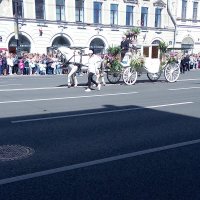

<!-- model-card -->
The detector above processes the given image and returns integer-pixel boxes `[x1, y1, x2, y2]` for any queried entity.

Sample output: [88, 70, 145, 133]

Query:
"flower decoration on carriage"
[106, 45, 122, 72]
[106, 45, 121, 58]
[124, 27, 141, 40]
[161, 52, 178, 67]
[130, 53, 145, 71]
[158, 41, 169, 64]
[158, 41, 179, 68]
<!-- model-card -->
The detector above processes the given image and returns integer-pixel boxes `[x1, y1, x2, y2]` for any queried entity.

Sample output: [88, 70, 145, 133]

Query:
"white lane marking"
[0, 138, 199, 185]
[0, 92, 138, 104]
[0, 84, 122, 92]
[169, 86, 200, 91]
[178, 78, 200, 82]
[0, 86, 66, 92]
[0, 84, 22, 87]
[12, 102, 193, 123]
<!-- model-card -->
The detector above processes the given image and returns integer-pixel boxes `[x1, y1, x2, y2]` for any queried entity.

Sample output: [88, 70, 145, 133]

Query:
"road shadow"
[0, 103, 200, 199]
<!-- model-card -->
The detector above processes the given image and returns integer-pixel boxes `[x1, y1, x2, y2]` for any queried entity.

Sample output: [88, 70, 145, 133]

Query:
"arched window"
[8, 34, 31, 53]
[52, 36, 70, 48]
[152, 40, 160, 45]
[181, 37, 194, 53]
[90, 38, 105, 54]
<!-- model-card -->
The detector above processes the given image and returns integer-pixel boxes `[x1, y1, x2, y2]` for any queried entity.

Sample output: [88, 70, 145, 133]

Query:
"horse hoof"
[68, 85, 71, 88]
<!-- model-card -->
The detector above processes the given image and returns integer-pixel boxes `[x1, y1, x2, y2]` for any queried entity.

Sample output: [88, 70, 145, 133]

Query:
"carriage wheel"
[107, 70, 121, 84]
[164, 62, 180, 83]
[122, 67, 138, 85]
[147, 72, 161, 82]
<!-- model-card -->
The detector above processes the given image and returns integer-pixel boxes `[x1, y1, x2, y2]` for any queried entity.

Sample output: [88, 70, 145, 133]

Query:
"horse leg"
[67, 65, 74, 87]
[67, 67, 72, 87]
[99, 61, 106, 86]
[96, 73, 100, 84]
[68, 65, 78, 87]
[100, 75, 106, 86]
[72, 74, 78, 87]
[98, 70, 106, 86]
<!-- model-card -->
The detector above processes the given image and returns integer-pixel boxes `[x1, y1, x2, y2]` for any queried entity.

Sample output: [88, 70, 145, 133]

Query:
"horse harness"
[64, 50, 84, 70]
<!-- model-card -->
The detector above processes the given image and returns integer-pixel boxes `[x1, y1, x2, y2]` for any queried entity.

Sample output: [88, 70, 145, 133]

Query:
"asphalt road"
[0, 70, 200, 200]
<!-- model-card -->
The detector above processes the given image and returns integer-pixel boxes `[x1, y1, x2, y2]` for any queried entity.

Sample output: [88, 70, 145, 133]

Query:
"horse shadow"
[57, 83, 88, 88]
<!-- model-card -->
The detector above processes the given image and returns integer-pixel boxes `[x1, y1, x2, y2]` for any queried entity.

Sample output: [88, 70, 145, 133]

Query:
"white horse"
[56, 46, 105, 87]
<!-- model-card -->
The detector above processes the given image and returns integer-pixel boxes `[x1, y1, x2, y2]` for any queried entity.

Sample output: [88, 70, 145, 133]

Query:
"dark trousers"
[180, 64, 185, 74]
[185, 63, 189, 71]
[24, 67, 29, 75]
[121, 50, 127, 61]
[87, 72, 98, 89]
[13, 64, 18, 74]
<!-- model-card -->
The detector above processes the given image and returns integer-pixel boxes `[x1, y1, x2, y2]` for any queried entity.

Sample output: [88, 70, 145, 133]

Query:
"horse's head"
[55, 46, 72, 63]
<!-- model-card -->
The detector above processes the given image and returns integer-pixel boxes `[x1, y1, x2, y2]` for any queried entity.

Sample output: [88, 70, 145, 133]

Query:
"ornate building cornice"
[123, 0, 138, 4]
[153, 0, 166, 8]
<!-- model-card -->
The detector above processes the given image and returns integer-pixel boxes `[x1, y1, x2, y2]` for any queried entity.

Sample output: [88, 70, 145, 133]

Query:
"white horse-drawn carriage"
[98, 49, 180, 85]
[55, 46, 180, 87]
[121, 51, 180, 85]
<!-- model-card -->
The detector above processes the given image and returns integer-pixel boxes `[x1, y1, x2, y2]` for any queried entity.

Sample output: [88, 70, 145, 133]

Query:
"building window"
[193, 2, 198, 20]
[94, 2, 102, 24]
[52, 36, 70, 48]
[35, 0, 45, 19]
[126, 5, 133, 26]
[75, 0, 84, 22]
[155, 8, 161, 28]
[151, 40, 160, 59]
[143, 46, 149, 57]
[110, 4, 118, 25]
[141, 7, 148, 27]
[181, 0, 187, 20]
[90, 38, 105, 54]
[8, 35, 31, 53]
[152, 46, 159, 58]
[12, 0, 23, 18]
[56, 0, 65, 21]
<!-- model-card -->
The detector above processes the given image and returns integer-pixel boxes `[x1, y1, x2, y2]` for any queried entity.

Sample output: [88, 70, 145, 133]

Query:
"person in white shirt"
[85, 50, 101, 92]
[7, 53, 14, 75]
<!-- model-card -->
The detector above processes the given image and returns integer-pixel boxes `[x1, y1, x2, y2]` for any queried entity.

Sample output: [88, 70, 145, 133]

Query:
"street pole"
[167, 0, 176, 50]
[82, 0, 84, 23]
[14, 0, 19, 55]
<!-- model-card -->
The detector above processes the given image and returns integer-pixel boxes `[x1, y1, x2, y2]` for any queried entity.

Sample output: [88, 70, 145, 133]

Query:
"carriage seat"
[121, 52, 132, 67]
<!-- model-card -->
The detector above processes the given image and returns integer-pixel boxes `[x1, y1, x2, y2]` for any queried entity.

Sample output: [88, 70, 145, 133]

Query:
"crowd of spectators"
[0, 50, 63, 76]
[179, 54, 200, 74]
[0, 50, 200, 76]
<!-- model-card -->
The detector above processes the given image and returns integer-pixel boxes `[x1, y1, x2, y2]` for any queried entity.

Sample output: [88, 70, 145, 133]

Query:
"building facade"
[0, 0, 196, 58]
[169, 0, 200, 53]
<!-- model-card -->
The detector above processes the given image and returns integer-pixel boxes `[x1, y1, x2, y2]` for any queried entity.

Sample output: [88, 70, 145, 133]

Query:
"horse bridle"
[56, 48, 86, 69]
